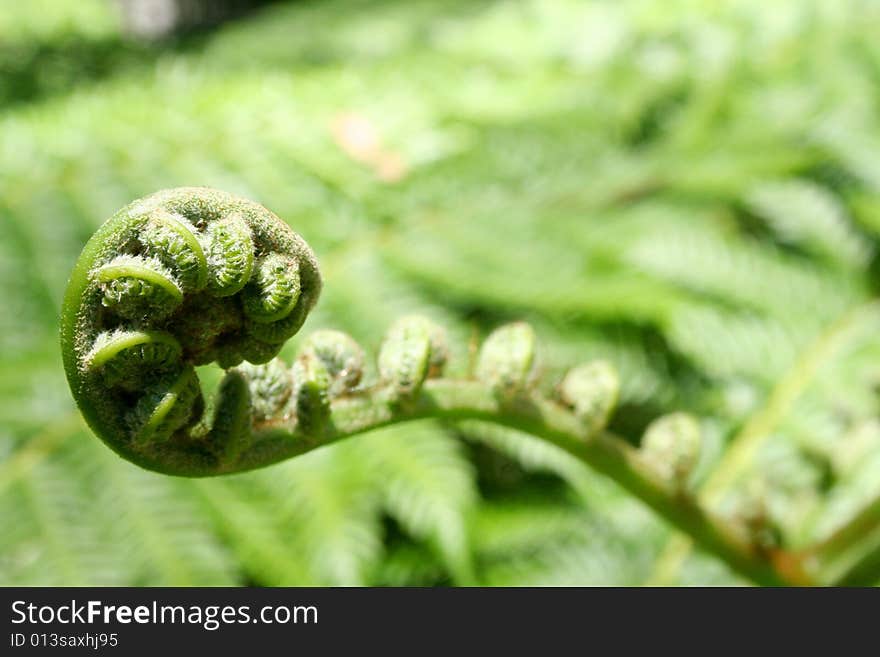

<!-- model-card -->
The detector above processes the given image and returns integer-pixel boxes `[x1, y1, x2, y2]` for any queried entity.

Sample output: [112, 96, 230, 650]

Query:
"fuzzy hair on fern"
[63, 188, 842, 587]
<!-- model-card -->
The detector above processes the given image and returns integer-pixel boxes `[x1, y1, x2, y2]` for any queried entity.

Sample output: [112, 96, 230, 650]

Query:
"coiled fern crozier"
[61, 188, 871, 587]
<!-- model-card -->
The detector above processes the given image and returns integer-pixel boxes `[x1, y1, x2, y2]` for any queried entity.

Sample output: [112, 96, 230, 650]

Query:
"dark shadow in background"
[0, 0, 289, 108]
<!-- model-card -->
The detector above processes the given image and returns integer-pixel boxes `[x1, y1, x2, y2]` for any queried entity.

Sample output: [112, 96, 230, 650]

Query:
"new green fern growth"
[61, 188, 321, 475]
[63, 187, 870, 587]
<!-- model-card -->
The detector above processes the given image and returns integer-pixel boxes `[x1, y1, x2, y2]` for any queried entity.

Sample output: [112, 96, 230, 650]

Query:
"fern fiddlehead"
[62, 188, 798, 586]
[61, 187, 321, 475]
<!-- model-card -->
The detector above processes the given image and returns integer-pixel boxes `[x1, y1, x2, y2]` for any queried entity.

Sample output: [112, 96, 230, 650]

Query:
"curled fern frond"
[94, 255, 183, 321]
[378, 315, 447, 399]
[242, 253, 301, 323]
[87, 329, 183, 392]
[476, 322, 537, 396]
[559, 360, 620, 434]
[290, 351, 332, 434]
[61, 187, 321, 474]
[203, 213, 255, 297]
[235, 358, 292, 423]
[300, 329, 365, 396]
[60, 188, 798, 586]
[139, 209, 209, 292]
[640, 412, 702, 486]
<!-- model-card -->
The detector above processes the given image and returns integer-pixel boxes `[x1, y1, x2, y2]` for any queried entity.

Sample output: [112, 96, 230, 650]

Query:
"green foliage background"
[2, 0, 880, 586]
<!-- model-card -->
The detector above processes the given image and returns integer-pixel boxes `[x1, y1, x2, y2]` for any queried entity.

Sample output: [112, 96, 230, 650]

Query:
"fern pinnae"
[378, 315, 447, 400]
[86, 328, 183, 391]
[476, 322, 538, 397]
[140, 209, 209, 292]
[94, 255, 183, 321]
[299, 329, 365, 395]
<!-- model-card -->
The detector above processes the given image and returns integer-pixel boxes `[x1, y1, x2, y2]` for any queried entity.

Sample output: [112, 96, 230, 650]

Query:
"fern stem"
[698, 303, 874, 500]
[232, 380, 790, 586]
[647, 301, 878, 584]
[804, 494, 880, 585]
